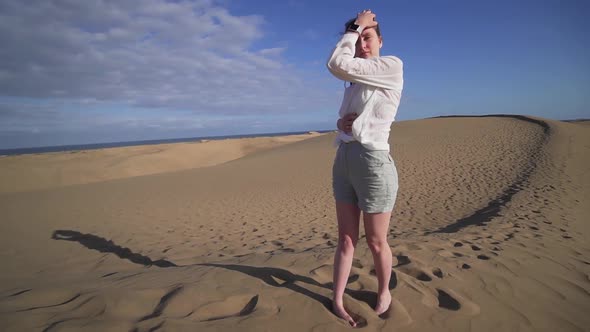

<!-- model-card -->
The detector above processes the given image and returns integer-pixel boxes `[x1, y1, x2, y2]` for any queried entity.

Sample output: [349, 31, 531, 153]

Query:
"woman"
[326, 9, 403, 326]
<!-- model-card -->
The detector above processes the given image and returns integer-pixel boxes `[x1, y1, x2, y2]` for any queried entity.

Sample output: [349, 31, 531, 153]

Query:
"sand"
[0, 115, 588, 331]
[0, 132, 325, 194]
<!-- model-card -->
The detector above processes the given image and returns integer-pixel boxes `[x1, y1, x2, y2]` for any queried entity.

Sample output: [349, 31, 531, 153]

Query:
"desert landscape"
[0, 115, 588, 331]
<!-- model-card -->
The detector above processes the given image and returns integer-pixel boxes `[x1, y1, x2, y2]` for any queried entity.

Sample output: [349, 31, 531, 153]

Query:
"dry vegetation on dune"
[0, 116, 588, 331]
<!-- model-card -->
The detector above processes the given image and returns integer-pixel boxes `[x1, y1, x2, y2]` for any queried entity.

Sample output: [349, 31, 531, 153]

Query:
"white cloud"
[258, 47, 286, 57]
[0, 0, 333, 116]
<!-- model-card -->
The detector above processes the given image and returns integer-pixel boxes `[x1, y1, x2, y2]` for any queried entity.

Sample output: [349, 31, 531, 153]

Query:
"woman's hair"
[344, 18, 381, 37]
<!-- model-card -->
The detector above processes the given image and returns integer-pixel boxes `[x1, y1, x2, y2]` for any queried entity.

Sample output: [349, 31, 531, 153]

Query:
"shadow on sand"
[199, 262, 397, 313]
[52, 230, 177, 268]
[52, 230, 397, 323]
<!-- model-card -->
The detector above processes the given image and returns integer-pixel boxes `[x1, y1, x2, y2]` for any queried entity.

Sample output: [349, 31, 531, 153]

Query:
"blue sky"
[0, 0, 588, 149]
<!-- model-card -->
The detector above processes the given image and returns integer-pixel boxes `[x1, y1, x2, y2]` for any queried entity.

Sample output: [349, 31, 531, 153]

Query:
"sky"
[0, 0, 588, 149]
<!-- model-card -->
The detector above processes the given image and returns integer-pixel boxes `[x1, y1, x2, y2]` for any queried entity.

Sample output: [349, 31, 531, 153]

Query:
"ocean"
[0, 130, 332, 156]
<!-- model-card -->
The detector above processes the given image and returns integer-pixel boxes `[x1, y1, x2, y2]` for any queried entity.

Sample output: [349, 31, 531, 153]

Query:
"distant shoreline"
[0, 130, 333, 157]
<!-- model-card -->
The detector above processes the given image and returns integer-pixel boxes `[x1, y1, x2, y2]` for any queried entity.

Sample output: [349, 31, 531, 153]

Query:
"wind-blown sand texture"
[0, 116, 588, 331]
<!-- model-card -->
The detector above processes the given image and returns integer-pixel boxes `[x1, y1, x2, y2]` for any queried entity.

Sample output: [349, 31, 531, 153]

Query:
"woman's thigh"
[363, 211, 392, 242]
[335, 201, 361, 241]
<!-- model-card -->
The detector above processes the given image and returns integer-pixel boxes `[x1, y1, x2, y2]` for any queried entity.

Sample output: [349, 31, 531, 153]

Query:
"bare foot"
[333, 303, 357, 327]
[375, 292, 392, 316]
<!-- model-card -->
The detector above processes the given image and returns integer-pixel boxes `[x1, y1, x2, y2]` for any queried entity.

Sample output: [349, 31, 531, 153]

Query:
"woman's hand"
[337, 112, 358, 134]
[355, 9, 377, 28]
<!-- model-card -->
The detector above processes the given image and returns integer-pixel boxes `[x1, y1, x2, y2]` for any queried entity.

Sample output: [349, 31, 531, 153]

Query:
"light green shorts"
[332, 141, 398, 213]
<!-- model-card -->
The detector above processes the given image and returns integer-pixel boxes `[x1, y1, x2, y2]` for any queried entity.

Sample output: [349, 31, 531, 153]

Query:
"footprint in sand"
[437, 249, 464, 258]
[352, 258, 364, 269]
[438, 288, 480, 315]
[436, 289, 460, 311]
[396, 266, 432, 282]
[362, 267, 398, 290]
[191, 294, 261, 322]
[388, 302, 415, 327]
[394, 255, 411, 267]
[432, 268, 443, 278]
[393, 256, 437, 282]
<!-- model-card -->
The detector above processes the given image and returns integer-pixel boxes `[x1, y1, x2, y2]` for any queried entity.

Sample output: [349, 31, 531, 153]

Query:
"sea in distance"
[0, 130, 332, 157]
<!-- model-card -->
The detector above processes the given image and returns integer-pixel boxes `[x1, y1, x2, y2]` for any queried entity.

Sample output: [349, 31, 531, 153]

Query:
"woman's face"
[355, 28, 382, 59]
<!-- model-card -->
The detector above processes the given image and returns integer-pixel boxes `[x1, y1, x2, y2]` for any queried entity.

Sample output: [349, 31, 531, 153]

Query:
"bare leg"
[364, 211, 393, 315]
[332, 201, 361, 326]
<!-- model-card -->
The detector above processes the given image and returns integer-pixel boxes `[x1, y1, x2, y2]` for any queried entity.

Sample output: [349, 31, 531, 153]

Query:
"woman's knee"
[338, 234, 358, 253]
[366, 236, 389, 254]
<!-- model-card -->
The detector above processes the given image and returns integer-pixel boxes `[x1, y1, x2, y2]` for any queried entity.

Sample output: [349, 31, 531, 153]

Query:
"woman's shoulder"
[369, 56, 403, 78]
[379, 55, 403, 66]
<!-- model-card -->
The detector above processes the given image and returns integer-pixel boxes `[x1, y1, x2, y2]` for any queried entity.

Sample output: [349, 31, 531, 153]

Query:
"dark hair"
[344, 18, 381, 37]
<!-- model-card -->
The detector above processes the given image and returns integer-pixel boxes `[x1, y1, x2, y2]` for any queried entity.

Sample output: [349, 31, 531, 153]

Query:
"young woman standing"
[327, 9, 404, 327]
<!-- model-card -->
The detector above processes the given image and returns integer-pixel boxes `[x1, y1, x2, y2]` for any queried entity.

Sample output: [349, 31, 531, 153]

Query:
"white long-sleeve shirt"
[327, 32, 404, 151]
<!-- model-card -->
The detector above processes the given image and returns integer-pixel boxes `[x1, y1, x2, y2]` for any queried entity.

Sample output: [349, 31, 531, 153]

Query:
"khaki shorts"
[332, 141, 398, 213]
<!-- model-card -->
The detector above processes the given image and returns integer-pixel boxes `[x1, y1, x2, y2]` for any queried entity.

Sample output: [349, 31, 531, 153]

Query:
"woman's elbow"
[326, 58, 338, 73]
[326, 61, 342, 79]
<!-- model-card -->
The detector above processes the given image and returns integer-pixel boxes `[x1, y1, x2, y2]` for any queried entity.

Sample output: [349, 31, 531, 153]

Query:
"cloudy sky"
[1, 0, 588, 149]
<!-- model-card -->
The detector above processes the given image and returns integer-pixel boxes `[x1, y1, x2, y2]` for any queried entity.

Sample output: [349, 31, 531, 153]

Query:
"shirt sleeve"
[326, 32, 403, 91]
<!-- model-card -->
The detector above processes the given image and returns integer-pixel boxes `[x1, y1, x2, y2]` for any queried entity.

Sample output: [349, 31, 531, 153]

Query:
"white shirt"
[327, 32, 404, 151]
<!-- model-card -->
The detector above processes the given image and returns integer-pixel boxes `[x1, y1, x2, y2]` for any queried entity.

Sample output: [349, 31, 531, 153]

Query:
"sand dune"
[0, 116, 588, 331]
[0, 132, 324, 194]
